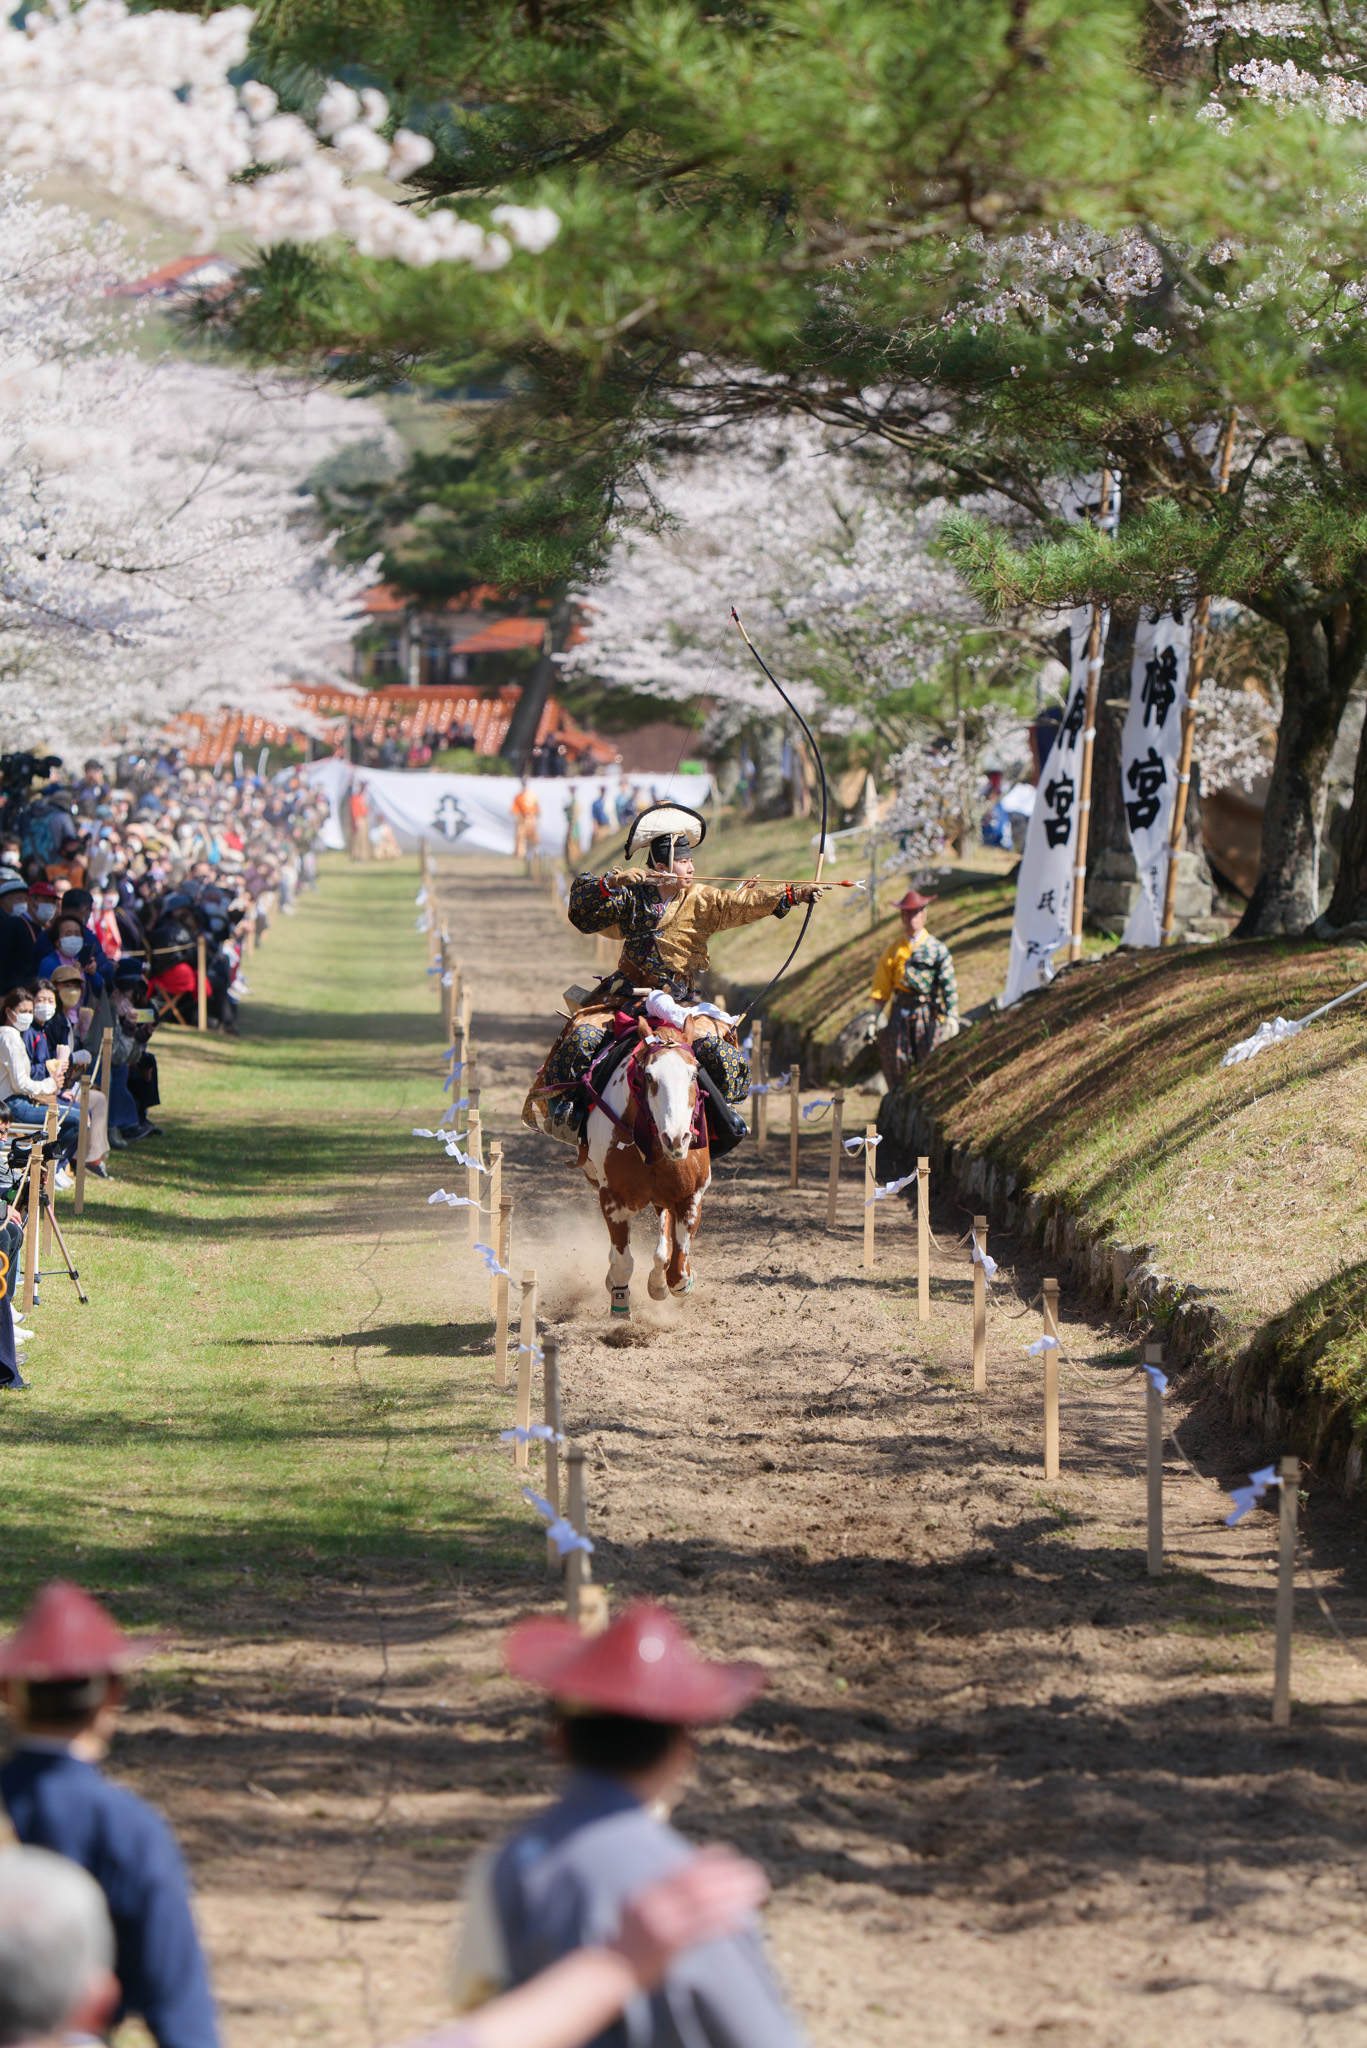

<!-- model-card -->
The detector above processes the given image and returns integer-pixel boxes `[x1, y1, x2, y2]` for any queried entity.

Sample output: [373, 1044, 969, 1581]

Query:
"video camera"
[0, 1130, 36, 1210]
[0, 751, 62, 805]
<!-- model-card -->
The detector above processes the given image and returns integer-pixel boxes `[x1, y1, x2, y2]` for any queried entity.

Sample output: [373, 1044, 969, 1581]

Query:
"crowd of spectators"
[0, 749, 327, 1388]
[0, 753, 327, 1392]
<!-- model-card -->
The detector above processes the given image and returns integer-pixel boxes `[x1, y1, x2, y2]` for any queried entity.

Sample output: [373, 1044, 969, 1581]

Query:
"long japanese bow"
[730, 607, 829, 1025]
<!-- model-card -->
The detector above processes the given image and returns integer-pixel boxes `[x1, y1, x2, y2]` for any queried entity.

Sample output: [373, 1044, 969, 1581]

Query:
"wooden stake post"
[1043, 1279, 1061, 1480]
[493, 1198, 513, 1386]
[1068, 467, 1113, 964]
[543, 1334, 562, 1574]
[465, 1097, 482, 1248]
[73, 1069, 91, 1217]
[788, 1065, 800, 1188]
[825, 1085, 844, 1230]
[972, 1215, 988, 1391]
[753, 1023, 767, 1158]
[1145, 1341, 1164, 1576]
[98, 1026, 113, 1106]
[863, 1124, 876, 1270]
[917, 1157, 930, 1322]
[486, 1143, 503, 1315]
[515, 1269, 537, 1469]
[440, 941, 454, 1039]
[196, 934, 208, 1032]
[566, 1443, 590, 1623]
[1272, 1453, 1300, 1728]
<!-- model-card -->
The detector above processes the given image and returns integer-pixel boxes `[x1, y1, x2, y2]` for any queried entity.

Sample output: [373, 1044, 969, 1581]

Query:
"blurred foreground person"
[404, 1850, 766, 2048]
[452, 1602, 805, 2048]
[0, 1845, 120, 2048]
[0, 1582, 220, 2048]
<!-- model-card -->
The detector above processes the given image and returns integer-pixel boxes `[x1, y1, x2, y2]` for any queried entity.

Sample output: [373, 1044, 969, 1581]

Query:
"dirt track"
[128, 861, 1367, 2048]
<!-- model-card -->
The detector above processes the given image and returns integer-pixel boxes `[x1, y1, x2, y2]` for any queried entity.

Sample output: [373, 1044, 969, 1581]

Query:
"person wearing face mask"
[0, 883, 59, 999]
[54, 890, 113, 993]
[30, 979, 106, 1179]
[35, 916, 92, 988]
[0, 988, 80, 1185]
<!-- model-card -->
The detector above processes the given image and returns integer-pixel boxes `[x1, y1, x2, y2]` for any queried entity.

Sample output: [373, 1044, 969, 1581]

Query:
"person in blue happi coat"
[0, 1581, 221, 2048]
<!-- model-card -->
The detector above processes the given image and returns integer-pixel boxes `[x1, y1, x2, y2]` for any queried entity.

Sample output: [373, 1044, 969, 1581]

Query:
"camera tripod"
[8, 1133, 89, 1308]
[37, 1187, 87, 1304]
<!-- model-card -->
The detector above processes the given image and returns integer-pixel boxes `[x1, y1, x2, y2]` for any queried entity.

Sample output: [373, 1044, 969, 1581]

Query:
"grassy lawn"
[0, 856, 522, 1630]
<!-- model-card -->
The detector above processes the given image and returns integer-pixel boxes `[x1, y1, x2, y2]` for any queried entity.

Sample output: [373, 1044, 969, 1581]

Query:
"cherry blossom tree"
[0, 1, 558, 268]
[0, 174, 389, 751]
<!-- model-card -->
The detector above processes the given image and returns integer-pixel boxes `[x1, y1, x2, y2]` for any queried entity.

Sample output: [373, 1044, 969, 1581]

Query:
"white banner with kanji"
[1119, 608, 1192, 948]
[1001, 605, 1108, 1007]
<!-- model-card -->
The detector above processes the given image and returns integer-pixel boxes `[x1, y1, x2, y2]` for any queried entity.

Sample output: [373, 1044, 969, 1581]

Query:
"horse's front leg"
[599, 1187, 634, 1318]
[648, 1207, 672, 1299]
[666, 1187, 704, 1295]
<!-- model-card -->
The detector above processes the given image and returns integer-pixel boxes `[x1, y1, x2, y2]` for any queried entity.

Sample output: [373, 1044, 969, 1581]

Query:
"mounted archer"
[527, 800, 826, 1148]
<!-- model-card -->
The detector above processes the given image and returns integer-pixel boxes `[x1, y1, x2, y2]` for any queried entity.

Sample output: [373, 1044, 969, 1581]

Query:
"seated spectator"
[0, 988, 79, 1184]
[112, 958, 160, 1138]
[35, 915, 90, 989]
[93, 891, 122, 959]
[0, 883, 57, 996]
[57, 890, 114, 990]
[0, 1107, 27, 1388]
[45, 970, 108, 1180]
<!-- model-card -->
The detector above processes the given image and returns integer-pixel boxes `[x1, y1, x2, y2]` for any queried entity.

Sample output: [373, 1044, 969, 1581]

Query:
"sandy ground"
[112, 860, 1367, 2048]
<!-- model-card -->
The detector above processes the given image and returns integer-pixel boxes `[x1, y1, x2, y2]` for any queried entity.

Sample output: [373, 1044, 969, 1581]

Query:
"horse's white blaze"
[650, 1046, 696, 1159]
[585, 1060, 634, 1181]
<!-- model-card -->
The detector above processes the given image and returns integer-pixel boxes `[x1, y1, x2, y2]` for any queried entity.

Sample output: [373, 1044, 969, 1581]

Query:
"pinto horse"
[580, 1015, 712, 1318]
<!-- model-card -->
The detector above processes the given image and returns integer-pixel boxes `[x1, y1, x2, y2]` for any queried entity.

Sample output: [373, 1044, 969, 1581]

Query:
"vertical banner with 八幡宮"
[1119, 608, 1192, 948]
[1002, 605, 1109, 1007]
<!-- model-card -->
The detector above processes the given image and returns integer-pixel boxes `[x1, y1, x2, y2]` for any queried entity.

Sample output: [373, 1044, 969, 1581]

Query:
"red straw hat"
[0, 1581, 164, 1681]
[26, 881, 60, 904]
[895, 887, 936, 913]
[505, 1601, 765, 1724]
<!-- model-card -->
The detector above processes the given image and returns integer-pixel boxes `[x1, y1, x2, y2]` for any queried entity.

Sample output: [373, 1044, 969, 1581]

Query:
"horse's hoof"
[647, 1269, 668, 1300]
[668, 1274, 693, 1296]
[610, 1287, 632, 1319]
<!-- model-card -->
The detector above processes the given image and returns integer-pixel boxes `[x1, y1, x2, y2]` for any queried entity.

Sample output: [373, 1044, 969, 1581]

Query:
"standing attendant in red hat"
[869, 887, 959, 1090]
[450, 1602, 805, 2048]
[0, 1583, 221, 2048]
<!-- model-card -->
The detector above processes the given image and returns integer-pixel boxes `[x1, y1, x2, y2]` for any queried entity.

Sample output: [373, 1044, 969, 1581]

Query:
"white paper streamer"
[1143, 1362, 1169, 1395]
[801, 1098, 834, 1120]
[429, 1189, 481, 1209]
[1221, 976, 1367, 1067]
[415, 887, 429, 907]
[843, 1134, 882, 1154]
[1025, 1334, 1058, 1356]
[866, 1170, 919, 1206]
[501, 1424, 562, 1446]
[1225, 1463, 1280, 1526]
[522, 1487, 594, 1556]
[474, 1242, 511, 1277]
[971, 1232, 999, 1280]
